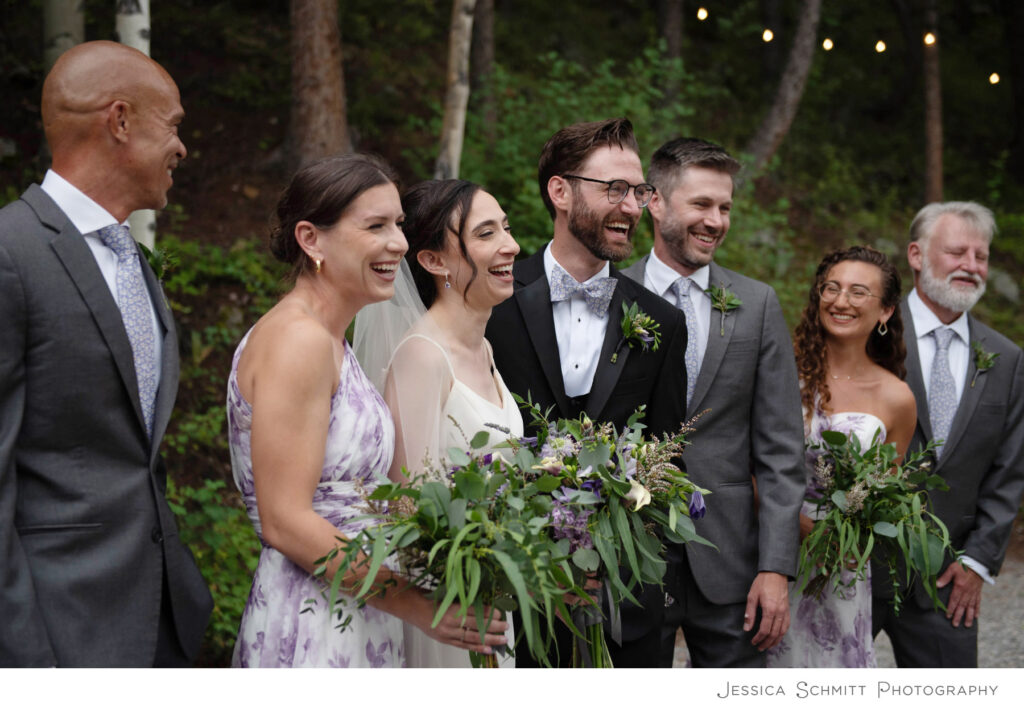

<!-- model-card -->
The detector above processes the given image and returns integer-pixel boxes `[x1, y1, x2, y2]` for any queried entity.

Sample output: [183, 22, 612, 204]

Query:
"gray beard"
[919, 255, 986, 314]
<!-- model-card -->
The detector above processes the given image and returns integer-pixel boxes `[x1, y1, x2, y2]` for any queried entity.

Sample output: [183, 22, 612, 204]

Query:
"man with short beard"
[622, 137, 806, 666]
[486, 118, 689, 667]
[871, 201, 1024, 667]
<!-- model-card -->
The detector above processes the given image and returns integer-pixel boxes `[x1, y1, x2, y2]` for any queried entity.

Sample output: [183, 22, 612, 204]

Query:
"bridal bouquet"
[509, 397, 712, 667]
[798, 430, 956, 611]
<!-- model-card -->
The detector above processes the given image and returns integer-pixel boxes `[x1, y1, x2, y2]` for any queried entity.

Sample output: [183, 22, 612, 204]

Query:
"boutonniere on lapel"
[970, 341, 999, 387]
[611, 302, 662, 363]
[137, 242, 175, 283]
[705, 283, 741, 336]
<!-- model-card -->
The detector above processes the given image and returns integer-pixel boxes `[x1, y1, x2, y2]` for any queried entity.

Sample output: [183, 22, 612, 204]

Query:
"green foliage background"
[2, 0, 1022, 664]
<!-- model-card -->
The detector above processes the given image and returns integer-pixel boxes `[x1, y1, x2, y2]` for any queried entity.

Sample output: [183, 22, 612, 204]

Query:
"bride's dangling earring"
[445, 272, 451, 289]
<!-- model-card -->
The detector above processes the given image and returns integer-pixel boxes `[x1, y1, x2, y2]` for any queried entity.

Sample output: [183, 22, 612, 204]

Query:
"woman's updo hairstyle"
[400, 179, 481, 308]
[270, 152, 398, 280]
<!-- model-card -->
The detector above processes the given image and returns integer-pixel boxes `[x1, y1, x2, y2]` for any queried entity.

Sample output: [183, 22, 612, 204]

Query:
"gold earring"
[315, 258, 322, 274]
[877, 320, 888, 336]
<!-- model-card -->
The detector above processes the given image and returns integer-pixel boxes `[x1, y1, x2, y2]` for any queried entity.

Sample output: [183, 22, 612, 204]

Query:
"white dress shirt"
[907, 288, 991, 583]
[40, 170, 163, 384]
[544, 244, 609, 398]
[642, 250, 711, 371]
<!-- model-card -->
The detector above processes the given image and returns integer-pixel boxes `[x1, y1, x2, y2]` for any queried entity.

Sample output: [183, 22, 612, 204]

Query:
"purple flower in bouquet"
[580, 478, 603, 500]
[551, 487, 595, 552]
[688, 490, 706, 520]
[541, 434, 577, 460]
[518, 435, 538, 448]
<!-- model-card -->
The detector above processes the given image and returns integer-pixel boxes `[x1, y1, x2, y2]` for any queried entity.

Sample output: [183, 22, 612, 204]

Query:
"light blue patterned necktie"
[99, 224, 157, 436]
[671, 276, 699, 408]
[928, 326, 957, 457]
[549, 262, 617, 317]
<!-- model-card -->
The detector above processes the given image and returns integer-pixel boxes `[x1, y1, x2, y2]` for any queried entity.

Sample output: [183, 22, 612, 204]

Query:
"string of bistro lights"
[694, 6, 1001, 85]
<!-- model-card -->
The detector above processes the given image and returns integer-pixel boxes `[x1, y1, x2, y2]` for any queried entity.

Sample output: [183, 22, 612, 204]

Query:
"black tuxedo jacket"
[485, 248, 689, 646]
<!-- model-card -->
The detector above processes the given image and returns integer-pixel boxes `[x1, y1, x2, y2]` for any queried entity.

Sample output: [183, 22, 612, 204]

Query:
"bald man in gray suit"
[0, 41, 211, 667]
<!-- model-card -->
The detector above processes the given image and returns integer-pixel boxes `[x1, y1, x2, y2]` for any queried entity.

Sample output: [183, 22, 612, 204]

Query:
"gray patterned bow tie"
[549, 262, 617, 316]
[99, 223, 157, 436]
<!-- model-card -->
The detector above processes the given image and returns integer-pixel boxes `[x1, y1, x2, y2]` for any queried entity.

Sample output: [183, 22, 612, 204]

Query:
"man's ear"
[648, 189, 665, 222]
[107, 100, 131, 144]
[907, 241, 923, 273]
[548, 175, 571, 213]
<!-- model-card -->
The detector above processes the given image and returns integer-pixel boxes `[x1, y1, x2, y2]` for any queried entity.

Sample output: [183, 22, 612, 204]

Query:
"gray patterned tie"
[928, 326, 957, 457]
[99, 224, 157, 436]
[671, 276, 699, 408]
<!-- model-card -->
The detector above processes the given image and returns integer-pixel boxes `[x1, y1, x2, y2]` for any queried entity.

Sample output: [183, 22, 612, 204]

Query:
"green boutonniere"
[705, 283, 742, 336]
[137, 242, 176, 282]
[970, 341, 999, 387]
[611, 302, 662, 363]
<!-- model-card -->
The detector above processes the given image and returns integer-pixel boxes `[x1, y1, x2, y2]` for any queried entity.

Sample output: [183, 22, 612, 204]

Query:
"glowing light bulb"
[875, 40, 887, 53]
[924, 32, 936, 46]
[990, 73, 1001, 85]
[763, 29, 774, 42]
[822, 38, 834, 51]
[697, 7, 708, 21]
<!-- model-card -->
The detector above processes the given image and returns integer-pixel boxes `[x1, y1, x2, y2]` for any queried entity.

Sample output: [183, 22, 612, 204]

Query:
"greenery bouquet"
[509, 397, 712, 667]
[798, 429, 956, 611]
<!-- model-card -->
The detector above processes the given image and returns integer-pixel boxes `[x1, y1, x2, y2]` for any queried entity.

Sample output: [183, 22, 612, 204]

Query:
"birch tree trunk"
[743, 0, 822, 176]
[116, 0, 156, 248]
[44, 0, 85, 71]
[435, 0, 477, 180]
[289, 0, 352, 170]
[923, 1, 943, 203]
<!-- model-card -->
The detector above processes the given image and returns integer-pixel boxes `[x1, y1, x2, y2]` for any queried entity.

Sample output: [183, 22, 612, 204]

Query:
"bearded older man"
[871, 201, 1024, 667]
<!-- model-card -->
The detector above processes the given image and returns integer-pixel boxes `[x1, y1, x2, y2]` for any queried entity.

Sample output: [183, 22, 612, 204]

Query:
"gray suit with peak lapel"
[871, 296, 1024, 667]
[622, 256, 805, 666]
[0, 186, 212, 666]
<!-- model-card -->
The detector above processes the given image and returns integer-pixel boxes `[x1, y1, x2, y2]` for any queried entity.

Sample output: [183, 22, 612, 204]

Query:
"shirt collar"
[646, 249, 710, 295]
[40, 169, 122, 236]
[543, 242, 610, 285]
[909, 287, 970, 344]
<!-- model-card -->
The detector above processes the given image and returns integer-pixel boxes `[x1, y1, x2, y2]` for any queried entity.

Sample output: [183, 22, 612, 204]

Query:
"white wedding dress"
[386, 324, 523, 668]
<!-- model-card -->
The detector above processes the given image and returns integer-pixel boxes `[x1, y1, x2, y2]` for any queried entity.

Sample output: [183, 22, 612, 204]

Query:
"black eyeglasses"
[562, 174, 656, 208]
[819, 282, 880, 307]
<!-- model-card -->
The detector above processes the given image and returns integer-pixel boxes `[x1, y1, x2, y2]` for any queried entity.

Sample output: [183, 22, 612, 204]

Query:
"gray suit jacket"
[622, 257, 805, 604]
[873, 297, 1024, 606]
[0, 185, 212, 666]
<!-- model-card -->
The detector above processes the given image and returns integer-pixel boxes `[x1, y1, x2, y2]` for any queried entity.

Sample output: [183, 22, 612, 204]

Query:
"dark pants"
[872, 591, 978, 667]
[624, 548, 765, 668]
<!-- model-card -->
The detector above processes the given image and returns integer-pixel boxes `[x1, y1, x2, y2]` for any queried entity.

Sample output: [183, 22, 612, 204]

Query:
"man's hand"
[744, 571, 789, 651]
[937, 562, 983, 628]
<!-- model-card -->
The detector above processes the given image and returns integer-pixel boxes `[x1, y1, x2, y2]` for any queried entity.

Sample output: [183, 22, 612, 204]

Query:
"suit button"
[151, 527, 163, 544]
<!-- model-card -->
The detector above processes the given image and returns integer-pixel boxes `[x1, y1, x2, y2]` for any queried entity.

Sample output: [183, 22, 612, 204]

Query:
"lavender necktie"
[671, 276, 699, 408]
[928, 326, 957, 457]
[99, 224, 157, 436]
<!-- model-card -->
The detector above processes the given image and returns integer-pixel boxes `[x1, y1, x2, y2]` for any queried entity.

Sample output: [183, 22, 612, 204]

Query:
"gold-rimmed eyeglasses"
[819, 282, 880, 307]
[562, 174, 656, 208]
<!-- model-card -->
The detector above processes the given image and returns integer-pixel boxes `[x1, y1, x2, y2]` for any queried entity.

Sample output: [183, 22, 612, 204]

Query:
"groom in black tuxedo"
[486, 118, 689, 666]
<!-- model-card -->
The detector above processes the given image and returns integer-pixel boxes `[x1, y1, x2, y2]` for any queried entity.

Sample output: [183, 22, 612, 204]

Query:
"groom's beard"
[568, 195, 635, 263]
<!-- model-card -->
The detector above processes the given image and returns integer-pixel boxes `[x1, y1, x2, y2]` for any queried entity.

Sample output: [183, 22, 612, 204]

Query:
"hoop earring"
[444, 272, 451, 289]
[877, 320, 888, 336]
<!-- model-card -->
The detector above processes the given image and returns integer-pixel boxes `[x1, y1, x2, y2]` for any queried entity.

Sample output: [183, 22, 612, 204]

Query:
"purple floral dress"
[767, 406, 885, 668]
[228, 330, 404, 667]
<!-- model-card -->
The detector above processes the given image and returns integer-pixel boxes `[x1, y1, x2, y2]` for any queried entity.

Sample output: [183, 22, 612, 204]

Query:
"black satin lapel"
[688, 264, 733, 414]
[901, 303, 932, 443]
[942, 320, 984, 457]
[515, 274, 572, 417]
[140, 257, 178, 453]
[50, 226, 146, 432]
[586, 285, 629, 419]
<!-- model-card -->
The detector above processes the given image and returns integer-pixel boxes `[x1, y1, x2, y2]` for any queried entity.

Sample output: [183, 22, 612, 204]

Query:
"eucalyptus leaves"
[705, 283, 741, 336]
[970, 341, 999, 387]
[611, 302, 662, 364]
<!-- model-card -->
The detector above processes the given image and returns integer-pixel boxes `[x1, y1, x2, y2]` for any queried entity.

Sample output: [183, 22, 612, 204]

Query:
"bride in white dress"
[355, 179, 522, 667]
[768, 246, 917, 667]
